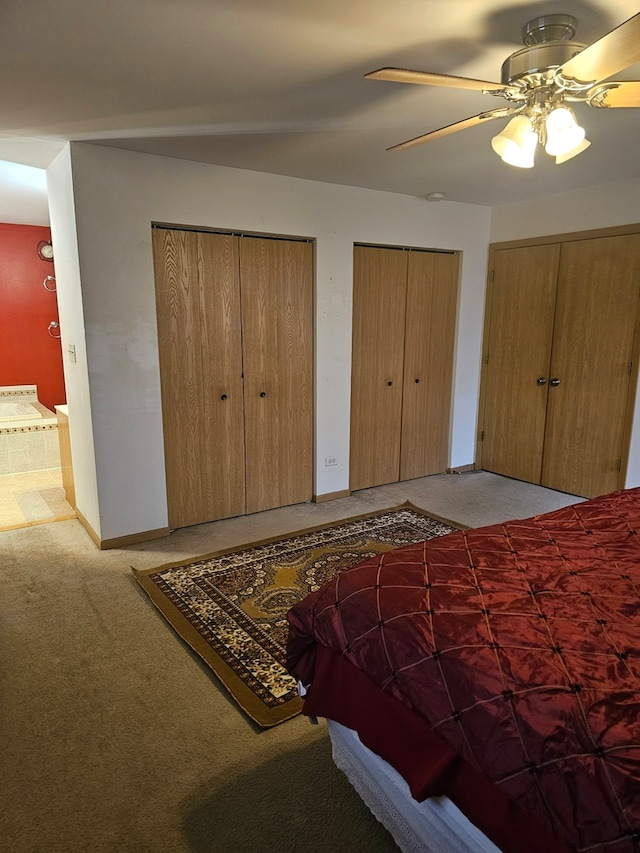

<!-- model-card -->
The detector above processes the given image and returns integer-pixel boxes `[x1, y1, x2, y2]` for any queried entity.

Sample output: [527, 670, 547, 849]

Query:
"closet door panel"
[240, 237, 313, 514]
[197, 232, 247, 517]
[153, 229, 245, 528]
[541, 234, 640, 497]
[481, 244, 560, 483]
[401, 251, 459, 480]
[350, 246, 407, 490]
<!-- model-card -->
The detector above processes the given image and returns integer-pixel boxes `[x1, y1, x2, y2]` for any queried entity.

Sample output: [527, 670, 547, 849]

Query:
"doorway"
[478, 226, 640, 498]
[0, 222, 73, 532]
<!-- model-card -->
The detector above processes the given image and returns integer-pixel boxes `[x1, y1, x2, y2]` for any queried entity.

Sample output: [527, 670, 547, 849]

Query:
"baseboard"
[75, 509, 101, 548]
[446, 464, 476, 475]
[313, 489, 351, 503]
[100, 527, 171, 550]
[75, 509, 170, 550]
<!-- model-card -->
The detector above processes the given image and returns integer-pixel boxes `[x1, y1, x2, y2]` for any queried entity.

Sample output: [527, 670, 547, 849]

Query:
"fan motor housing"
[501, 41, 586, 85]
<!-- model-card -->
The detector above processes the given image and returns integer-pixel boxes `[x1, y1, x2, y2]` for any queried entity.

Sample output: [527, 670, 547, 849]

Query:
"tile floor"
[0, 467, 75, 532]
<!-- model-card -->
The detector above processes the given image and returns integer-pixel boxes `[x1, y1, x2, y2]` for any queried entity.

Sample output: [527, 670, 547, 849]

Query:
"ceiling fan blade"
[558, 12, 640, 85]
[588, 81, 640, 108]
[388, 108, 515, 151]
[365, 67, 507, 94]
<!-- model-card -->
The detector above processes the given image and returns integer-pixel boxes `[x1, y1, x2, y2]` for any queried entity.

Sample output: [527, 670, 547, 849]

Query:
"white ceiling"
[1, 0, 639, 221]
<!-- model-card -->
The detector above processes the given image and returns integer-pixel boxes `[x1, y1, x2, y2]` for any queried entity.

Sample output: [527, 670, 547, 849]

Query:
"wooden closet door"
[480, 244, 560, 483]
[152, 229, 246, 528]
[239, 237, 313, 514]
[401, 250, 459, 480]
[350, 246, 407, 490]
[541, 234, 640, 497]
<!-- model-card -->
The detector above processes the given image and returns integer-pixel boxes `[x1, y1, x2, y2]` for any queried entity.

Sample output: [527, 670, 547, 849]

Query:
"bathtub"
[0, 385, 61, 475]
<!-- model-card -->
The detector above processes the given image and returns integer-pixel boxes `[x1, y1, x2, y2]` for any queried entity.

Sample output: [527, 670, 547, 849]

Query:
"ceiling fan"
[366, 11, 640, 167]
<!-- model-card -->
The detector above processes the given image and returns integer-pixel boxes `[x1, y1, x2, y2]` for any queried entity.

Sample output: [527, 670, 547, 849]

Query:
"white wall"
[0, 160, 49, 226]
[490, 178, 640, 243]
[51, 142, 492, 541]
[46, 148, 100, 532]
[490, 179, 640, 488]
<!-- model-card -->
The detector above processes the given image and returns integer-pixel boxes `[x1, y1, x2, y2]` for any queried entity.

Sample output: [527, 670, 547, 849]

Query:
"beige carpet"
[133, 504, 461, 726]
[0, 472, 581, 852]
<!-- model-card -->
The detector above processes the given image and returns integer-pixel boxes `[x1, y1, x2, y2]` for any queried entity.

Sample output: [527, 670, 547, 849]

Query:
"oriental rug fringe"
[133, 503, 462, 727]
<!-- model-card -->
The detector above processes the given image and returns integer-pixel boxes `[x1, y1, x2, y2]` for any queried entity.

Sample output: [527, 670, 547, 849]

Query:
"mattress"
[328, 720, 500, 853]
[288, 488, 640, 851]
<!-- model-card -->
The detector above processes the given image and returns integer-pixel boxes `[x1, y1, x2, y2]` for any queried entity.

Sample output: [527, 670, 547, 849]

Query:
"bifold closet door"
[350, 245, 458, 490]
[239, 237, 313, 514]
[350, 246, 407, 491]
[480, 232, 640, 498]
[541, 233, 640, 497]
[152, 229, 246, 528]
[480, 244, 560, 483]
[401, 250, 459, 480]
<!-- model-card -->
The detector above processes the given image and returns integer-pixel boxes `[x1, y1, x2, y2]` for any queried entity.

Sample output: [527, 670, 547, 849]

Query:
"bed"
[286, 488, 640, 852]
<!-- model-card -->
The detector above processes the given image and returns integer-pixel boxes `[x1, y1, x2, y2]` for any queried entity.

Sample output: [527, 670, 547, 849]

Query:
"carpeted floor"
[0, 471, 581, 852]
[133, 505, 460, 726]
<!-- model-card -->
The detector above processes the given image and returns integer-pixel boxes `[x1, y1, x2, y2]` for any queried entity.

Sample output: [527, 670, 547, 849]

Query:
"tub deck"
[0, 385, 62, 475]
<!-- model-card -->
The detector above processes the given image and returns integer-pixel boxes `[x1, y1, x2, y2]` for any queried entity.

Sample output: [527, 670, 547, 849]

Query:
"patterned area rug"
[133, 503, 462, 726]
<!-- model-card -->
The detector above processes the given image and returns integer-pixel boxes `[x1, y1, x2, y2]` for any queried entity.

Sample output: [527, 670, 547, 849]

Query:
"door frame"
[350, 241, 461, 491]
[151, 221, 316, 527]
[476, 221, 640, 490]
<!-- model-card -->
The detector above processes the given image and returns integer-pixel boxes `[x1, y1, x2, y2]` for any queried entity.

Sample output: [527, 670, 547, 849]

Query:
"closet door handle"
[220, 394, 227, 401]
[387, 381, 393, 386]
[536, 377, 547, 386]
[415, 378, 420, 384]
[549, 378, 560, 387]
[260, 391, 266, 398]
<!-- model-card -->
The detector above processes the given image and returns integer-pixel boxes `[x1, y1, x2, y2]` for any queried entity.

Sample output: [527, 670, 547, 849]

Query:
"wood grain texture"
[401, 250, 459, 479]
[239, 237, 313, 514]
[350, 246, 407, 490]
[480, 244, 560, 483]
[542, 233, 640, 497]
[152, 228, 245, 528]
[197, 232, 247, 516]
[56, 408, 75, 508]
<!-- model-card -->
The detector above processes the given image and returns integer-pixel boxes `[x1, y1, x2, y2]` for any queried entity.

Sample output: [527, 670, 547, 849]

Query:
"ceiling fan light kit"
[491, 102, 588, 169]
[491, 115, 538, 168]
[543, 106, 585, 156]
[555, 137, 591, 164]
[366, 11, 640, 170]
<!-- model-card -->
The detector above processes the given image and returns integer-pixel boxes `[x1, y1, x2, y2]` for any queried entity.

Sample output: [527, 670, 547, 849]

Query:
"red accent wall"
[0, 222, 66, 411]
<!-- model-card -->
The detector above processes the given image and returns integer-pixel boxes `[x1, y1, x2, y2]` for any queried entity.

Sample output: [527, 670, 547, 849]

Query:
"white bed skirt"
[327, 720, 502, 853]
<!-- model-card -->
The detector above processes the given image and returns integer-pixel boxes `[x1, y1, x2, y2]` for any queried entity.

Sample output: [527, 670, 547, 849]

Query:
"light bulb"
[491, 115, 537, 168]
[556, 138, 591, 164]
[545, 107, 585, 157]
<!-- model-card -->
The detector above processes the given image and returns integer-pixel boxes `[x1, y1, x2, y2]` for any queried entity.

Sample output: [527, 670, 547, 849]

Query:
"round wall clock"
[37, 240, 54, 261]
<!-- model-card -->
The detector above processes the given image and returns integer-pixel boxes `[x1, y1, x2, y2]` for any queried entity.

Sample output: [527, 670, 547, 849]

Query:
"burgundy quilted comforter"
[286, 489, 640, 852]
